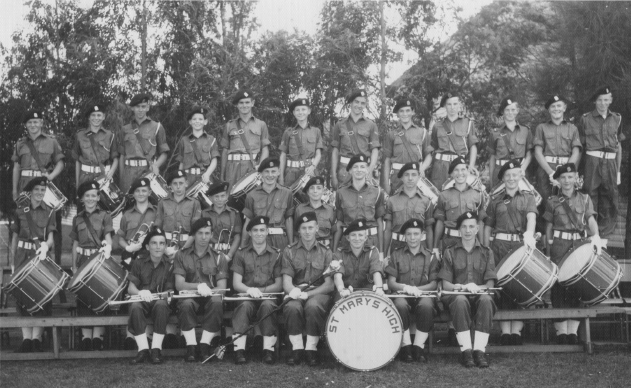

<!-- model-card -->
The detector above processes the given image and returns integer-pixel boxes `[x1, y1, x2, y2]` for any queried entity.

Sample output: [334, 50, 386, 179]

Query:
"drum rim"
[514, 266, 558, 308]
[495, 246, 531, 285]
[68, 252, 106, 289]
[230, 172, 260, 195]
[325, 290, 402, 372]
[575, 266, 623, 307]
[25, 271, 69, 314]
[91, 274, 130, 313]
[558, 242, 598, 285]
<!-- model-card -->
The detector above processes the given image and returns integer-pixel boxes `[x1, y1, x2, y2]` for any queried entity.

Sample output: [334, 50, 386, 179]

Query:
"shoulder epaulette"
[611, 111, 621, 116]
[582, 112, 590, 117]
[288, 240, 299, 247]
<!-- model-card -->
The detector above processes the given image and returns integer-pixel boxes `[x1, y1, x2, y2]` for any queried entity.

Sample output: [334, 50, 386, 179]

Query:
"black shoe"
[92, 337, 103, 351]
[557, 334, 568, 345]
[81, 338, 93, 351]
[185, 345, 197, 362]
[31, 339, 42, 352]
[210, 336, 220, 348]
[412, 345, 428, 363]
[287, 349, 304, 366]
[567, 334, 578, 345]
[124, 337, 137, 350]
[500, 334, 512, 346]
[150, 348, 163, 364]
[461, 349, 475, 368]
[399, 345, 413, 363]
[511, 333, 522, 346]
[130, 349, 150, 365]
[163, 334, 179, 349]
[448, 329, 459, 347]
[305, 350, 320, 367]
[16, 339, 32, 353]
[234, 349, 247, 365]
[262, 349, 275, 365]
[473, 350, 489, 368]
[199, 343, 211, 360]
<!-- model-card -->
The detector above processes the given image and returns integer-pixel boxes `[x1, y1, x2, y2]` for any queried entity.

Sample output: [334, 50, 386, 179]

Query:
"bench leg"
[428, 330, 433, 353]
[53, 326, 60, 359]
[582, 318, 593, 355]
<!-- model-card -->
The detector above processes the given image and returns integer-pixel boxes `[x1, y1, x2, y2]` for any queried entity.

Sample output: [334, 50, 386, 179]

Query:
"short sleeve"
[173, 251, 187, 277]
[533, 124, 545, 149]
[260, 121, 271, 147]
[209, 135, 220, 159]
[369, 121, 380, 149]
[69, 216, 79, 242]
[103, 212, 114, 236]
[543, 198, 555, 223]
[156, 123, 170, 154]
[427, 257, 439, 283]
[467, 120, 479, 147]
[331, 121, 341, 149]
[220, 123, 230, 149]
[278, 129, 290, 153]
[368, 249, 384, 276]
[231, 251, 246, 276]
[433, 193, 447, 222]
[280, 247, 295, 278]
[383, 132, 394, 158]
[483, 249, 497, 283]
[314, 128, 323, 150]
[437, 249, 454, 282]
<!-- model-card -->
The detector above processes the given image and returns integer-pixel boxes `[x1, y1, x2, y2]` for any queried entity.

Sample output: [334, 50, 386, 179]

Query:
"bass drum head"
[558, 243, 593, 283]
[326, 291, 402, 371]
[496, 245, 527, 282]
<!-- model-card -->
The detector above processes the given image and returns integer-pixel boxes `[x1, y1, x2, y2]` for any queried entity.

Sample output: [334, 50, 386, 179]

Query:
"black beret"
[544, 95, 567, 110]
[258, 157, 280, 172]
[400, 218, 424, 234]
[590, 86, 612, 102]
[393, 98, 416, 114]
[440, 93, 459, 108]
[397, 162, 420, 178]
[129, 93, 152, 107]
[296, 211, 317, 230]
[232, 90, 254, 105]
[167, 170, 187, 184]
[22, 177, 48, 192]
[77, 180, 100, 198]
[23, 110, 44, 123]
[302, 176, 325, 194]
[143, 226, 166, 247]
[207, 181, 229, 197]
[448, 156, 467, 174]
[456, 211, 478, 229]
[346, 154, 369, 171]
[497, 97, 516, 117]
[128, 177, 151, 194]
[247, 216, 269, 232]
[85, 104, 106, 118]
[343, 218, 370, 236]
[497, 158, 522, 180]
[289, 98, 310, 112]
[346, 89, 367, 104]
[191, 217, 213, 235]
[552, 163, 577, 180]
[187, 107, 207, 121]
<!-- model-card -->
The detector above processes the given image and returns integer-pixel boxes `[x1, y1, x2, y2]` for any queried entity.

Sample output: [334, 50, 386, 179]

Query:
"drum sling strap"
[344, 119, 365, 157]
[133, 122, 161, 160]
[499, 131, 515, 159]
[190, 133, 215, 169]
[290, 126, 306, 164]
[398, 127, 425, 163]
[443, 119, 471, 156]
[236, 120, 258, 170]
[24, 207, 45, 245]
[82, 212, 103, 248]
[86, 131, 109, 178]
[559, 194, 584, 232]
[503, 196, 523, 233]
[24, 138, 46, 173]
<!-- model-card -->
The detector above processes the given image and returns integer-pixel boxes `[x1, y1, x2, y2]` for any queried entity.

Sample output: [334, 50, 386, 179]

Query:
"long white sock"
[22, 327, 33, 340]
[135, 334, 149, 351]
[456, 331, 472, 351]
[200, 331, 219, 345]
[182, 329, 197, 346]
[305, 335, 319, 351]
[511, 321, 524, 335]
[554, 321, 568, 335]
[414, 331, 429, 349]
[263, 336, 277, 351]
[567, 320, 580, 334]
[81, 328, 93, 339]
[32, 327, 44, 341]
[152, 333, 164, 349]
[473, 331, 489, 352]
[233, 335, 247, 351]
[289, 334, 304, 350]
[499, 321, 511, 335]
[166, 323, 178, 335]
[401, 329, 412, 346]
[93, 326, 105, 339]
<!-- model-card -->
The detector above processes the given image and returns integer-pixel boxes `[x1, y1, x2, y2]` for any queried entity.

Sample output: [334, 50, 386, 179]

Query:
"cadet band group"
[7, 85, 623, 370]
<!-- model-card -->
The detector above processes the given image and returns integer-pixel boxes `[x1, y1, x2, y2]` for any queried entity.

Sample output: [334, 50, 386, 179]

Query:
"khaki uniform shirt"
[231, 244, 281, 288]
[438, 240, 497, 286]
[281, 240, 332, 287]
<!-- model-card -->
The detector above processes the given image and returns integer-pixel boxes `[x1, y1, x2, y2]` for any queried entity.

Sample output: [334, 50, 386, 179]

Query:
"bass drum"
[326, 291, 402, 371]
[496, 245, 558, 308]
[228, 172, 261, 212]
[557, 242, 622, 306]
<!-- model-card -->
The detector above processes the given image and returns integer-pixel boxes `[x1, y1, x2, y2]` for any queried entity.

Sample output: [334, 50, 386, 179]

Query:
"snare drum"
[97, 178, 127, 217]
[16, 181, 68, 211]
[557, 242, 622, 306]
[3, 256, 69, 314]
[186, 178, 213, 208]
[143, 172, 170, 203]
[326, 291, 402, 371]
[496, 245, 558, 308]
[67, 252, 129, 313]
[228, 172, 261, 211]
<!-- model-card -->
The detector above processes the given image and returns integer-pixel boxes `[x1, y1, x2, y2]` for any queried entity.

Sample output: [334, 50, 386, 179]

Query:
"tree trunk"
[379, 1, 387, 121]
[141, 0, 147, 93]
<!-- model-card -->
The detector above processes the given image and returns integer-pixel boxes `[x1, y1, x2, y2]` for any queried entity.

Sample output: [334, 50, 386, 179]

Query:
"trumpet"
[109, 291, 172, 306]
[130, 221, 154, 245]
[490, 177, 542, 206]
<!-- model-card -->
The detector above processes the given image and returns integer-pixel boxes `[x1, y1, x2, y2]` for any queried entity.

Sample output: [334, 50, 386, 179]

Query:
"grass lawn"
[1, 351, 630, 388]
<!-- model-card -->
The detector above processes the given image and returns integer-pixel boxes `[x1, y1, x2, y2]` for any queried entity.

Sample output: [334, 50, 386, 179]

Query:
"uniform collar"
[547, 119, 568, 125]
[84, 127, 107, 134]
[79, 206, 103, 216]
[236, 115, 257, 123]
[296, 239, 319, 251]
[256, 183, 282, 192]
[403, 244, 430, 256]
[132, 202, 155, 213]
[398, 122, 420, 131]
[591, 109, 611, 118]
[167, 193, 190, 202]
[142, 254, 171, 266]
[189, 131, 208, 139]
[28, 201, 49, 210]
[341, 244, 371, 254]
[502, 187, 525, 199]
[500, 122, 521, 132]
[245, 243, 277, 255]
[25, 132, 47, 141]
[347, 182, 370, 192]
[395, 186, 424, 198]
[132, 116, 154, 127]
[345, 114, 365, 123]
[292, 122, 310, 130]
[454, 238, 483, 251]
